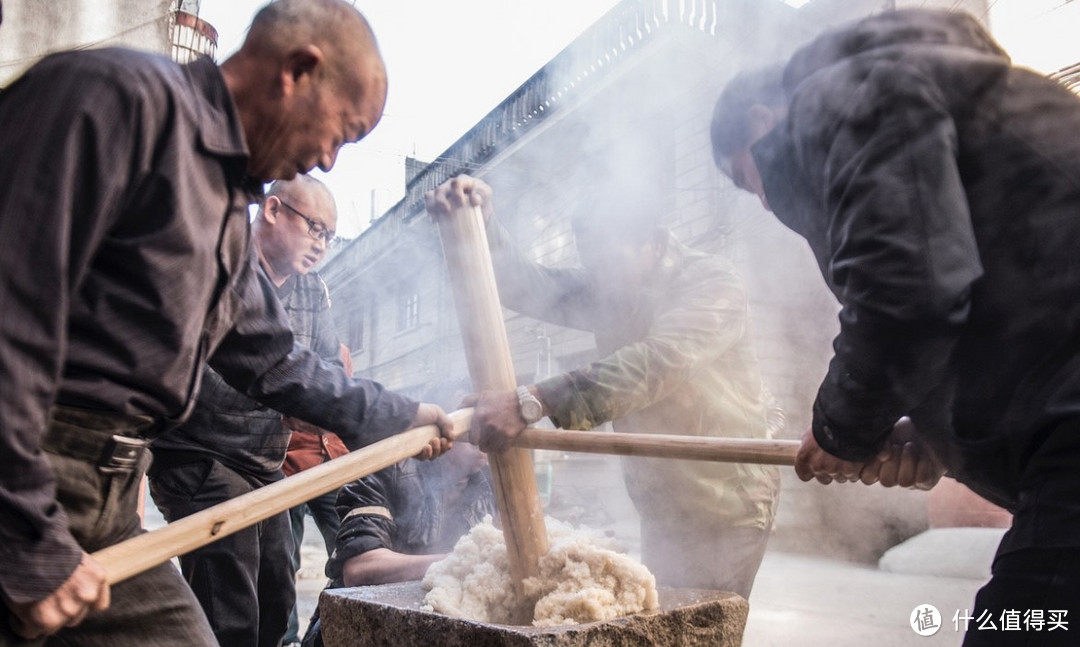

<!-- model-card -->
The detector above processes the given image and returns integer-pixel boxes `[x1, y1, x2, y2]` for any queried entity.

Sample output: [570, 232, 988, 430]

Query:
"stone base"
[320, 581, 748, 647]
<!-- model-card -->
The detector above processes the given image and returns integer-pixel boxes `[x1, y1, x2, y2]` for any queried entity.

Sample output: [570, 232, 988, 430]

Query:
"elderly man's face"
[255, 64, 386, 182]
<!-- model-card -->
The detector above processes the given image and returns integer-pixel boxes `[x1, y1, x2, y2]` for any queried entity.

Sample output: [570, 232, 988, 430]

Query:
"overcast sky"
[200, 0, 623, 238]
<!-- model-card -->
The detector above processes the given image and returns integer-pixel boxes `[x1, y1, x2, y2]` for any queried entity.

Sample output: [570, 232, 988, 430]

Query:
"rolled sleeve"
[210, 258, 418, 451]
[537, 255, 750, 431]
[325, 476, 397, 580]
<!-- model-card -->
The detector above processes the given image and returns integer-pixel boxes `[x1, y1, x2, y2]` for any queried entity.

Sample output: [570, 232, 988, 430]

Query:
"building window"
[398, 288, 420, 332]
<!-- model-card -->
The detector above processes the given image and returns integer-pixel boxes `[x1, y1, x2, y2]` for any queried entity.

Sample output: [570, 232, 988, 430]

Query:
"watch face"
[521, 398, 543, 424]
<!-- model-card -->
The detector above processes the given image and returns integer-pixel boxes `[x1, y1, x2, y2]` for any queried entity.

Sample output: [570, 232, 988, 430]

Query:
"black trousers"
[961, 418, 1080, 646]
[1, 407, 215, 647]
[149, 456, 296, 647]
[284, 489, 340, 644]
[961, 548, 1080, 646]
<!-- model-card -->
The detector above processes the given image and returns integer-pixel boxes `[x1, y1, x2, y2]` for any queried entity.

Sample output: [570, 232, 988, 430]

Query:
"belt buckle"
[98, 435, 146, 474]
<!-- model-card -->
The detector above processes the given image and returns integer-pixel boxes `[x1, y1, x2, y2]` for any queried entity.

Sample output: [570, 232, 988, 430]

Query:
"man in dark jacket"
[711, 9, 1080, 643]
[0, 1, 451, 644]
[149, 175, 349, 647]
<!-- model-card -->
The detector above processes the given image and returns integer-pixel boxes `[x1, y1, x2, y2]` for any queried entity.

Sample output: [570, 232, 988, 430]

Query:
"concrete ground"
[743, 543, 990, 646]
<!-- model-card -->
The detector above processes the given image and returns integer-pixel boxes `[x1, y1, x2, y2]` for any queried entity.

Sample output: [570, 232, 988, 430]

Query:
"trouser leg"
[0, 422, 214, 647]
[959, 417, 1080, 645]
[961, 548, 1080, 646]
[149, 457, 293, 647]
[283, 505, 307, 644]
[258, 508, 296, 647]
[640, 520, 772, 598]
[286, 490, 337, 644]
[960, 418, 1080, 646]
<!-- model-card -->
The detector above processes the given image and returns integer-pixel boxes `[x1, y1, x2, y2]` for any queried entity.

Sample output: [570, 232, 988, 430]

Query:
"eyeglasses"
[278, 199, 338, 246]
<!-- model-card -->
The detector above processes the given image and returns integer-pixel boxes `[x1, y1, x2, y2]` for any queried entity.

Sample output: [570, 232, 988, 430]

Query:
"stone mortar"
[320, 581, 748, 647]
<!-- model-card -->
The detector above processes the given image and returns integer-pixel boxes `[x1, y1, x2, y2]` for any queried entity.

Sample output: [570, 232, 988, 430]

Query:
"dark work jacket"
[0, 49, 416, 602]
[753, 9, 1080, 513]
[325, 461, 495, 584]
[152, 269, 346, 479]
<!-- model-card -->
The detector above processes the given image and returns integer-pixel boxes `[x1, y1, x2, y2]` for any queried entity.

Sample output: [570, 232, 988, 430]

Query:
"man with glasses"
[148, 175, 348, 647]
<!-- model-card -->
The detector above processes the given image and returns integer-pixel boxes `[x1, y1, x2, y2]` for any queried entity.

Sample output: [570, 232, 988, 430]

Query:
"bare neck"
[253, 237, 290, 287]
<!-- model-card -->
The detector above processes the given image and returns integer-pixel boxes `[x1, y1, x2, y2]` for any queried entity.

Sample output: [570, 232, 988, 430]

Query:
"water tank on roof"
[170, 9, 217, 63]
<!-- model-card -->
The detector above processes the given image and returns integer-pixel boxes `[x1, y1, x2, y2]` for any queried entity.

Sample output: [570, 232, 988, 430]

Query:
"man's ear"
[262, 195, 282, 225]
[747, 103, 779, 141]
[281, 44, 325, 95]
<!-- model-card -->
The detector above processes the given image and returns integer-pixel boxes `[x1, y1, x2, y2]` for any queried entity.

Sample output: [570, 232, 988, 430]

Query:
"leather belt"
[42, 406, 155, 474]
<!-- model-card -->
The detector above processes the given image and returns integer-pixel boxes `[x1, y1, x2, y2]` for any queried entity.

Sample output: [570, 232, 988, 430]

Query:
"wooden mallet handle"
[93, 409, 472, 585]
[514, 428, 798, 465]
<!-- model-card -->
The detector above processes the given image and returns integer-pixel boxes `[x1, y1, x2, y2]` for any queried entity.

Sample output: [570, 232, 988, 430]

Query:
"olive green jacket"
[488, 222, 780, 531]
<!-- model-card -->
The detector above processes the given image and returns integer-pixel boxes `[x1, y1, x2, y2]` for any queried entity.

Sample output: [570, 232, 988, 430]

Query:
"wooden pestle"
[433, 203, 549, 603]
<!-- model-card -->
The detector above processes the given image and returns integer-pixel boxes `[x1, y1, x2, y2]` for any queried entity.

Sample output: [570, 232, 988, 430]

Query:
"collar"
[183, 56, 264, 202]
[751, 125, 833, 274]
[183, 56, 250, 161]
[751, 126, 810, 238]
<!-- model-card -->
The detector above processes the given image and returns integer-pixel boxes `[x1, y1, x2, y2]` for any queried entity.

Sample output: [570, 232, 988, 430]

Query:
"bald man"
[0, 1, 451, 645]
[149, 176, 346, 647]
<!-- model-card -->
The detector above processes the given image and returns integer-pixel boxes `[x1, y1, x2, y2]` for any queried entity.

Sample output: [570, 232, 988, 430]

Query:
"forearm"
[0, 59, 134, 603]
[242, 348, 419, 450]
[536, 263, 748, 430]
[794, 64, 981, 461]
[486, 219, 595, 331]
[341, 548, 447, 586]
[813, 305, 964, 461]
[211, 263, 418, 449]
[0, 330, 81, 603]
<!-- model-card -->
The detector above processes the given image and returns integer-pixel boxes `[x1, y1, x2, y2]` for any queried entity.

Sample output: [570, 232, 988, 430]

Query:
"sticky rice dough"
[421, 516, 659, 626]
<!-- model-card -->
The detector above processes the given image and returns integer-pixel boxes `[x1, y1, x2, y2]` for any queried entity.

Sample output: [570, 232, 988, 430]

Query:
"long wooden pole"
[93, 409, 472, 585]
[92, 405, 794, 586]
[516, 428, 798, 465]
[434, 204, 548, 600]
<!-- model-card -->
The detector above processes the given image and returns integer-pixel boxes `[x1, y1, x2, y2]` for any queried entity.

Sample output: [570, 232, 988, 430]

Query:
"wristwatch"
[517, 385, 544, 424]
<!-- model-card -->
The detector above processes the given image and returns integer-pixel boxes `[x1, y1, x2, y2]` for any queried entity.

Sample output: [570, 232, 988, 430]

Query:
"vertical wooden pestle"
[434, 203, 549, 603]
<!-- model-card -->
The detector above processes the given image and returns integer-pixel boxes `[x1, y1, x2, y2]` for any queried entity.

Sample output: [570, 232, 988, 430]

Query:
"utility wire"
[0, 11, 171, 68]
